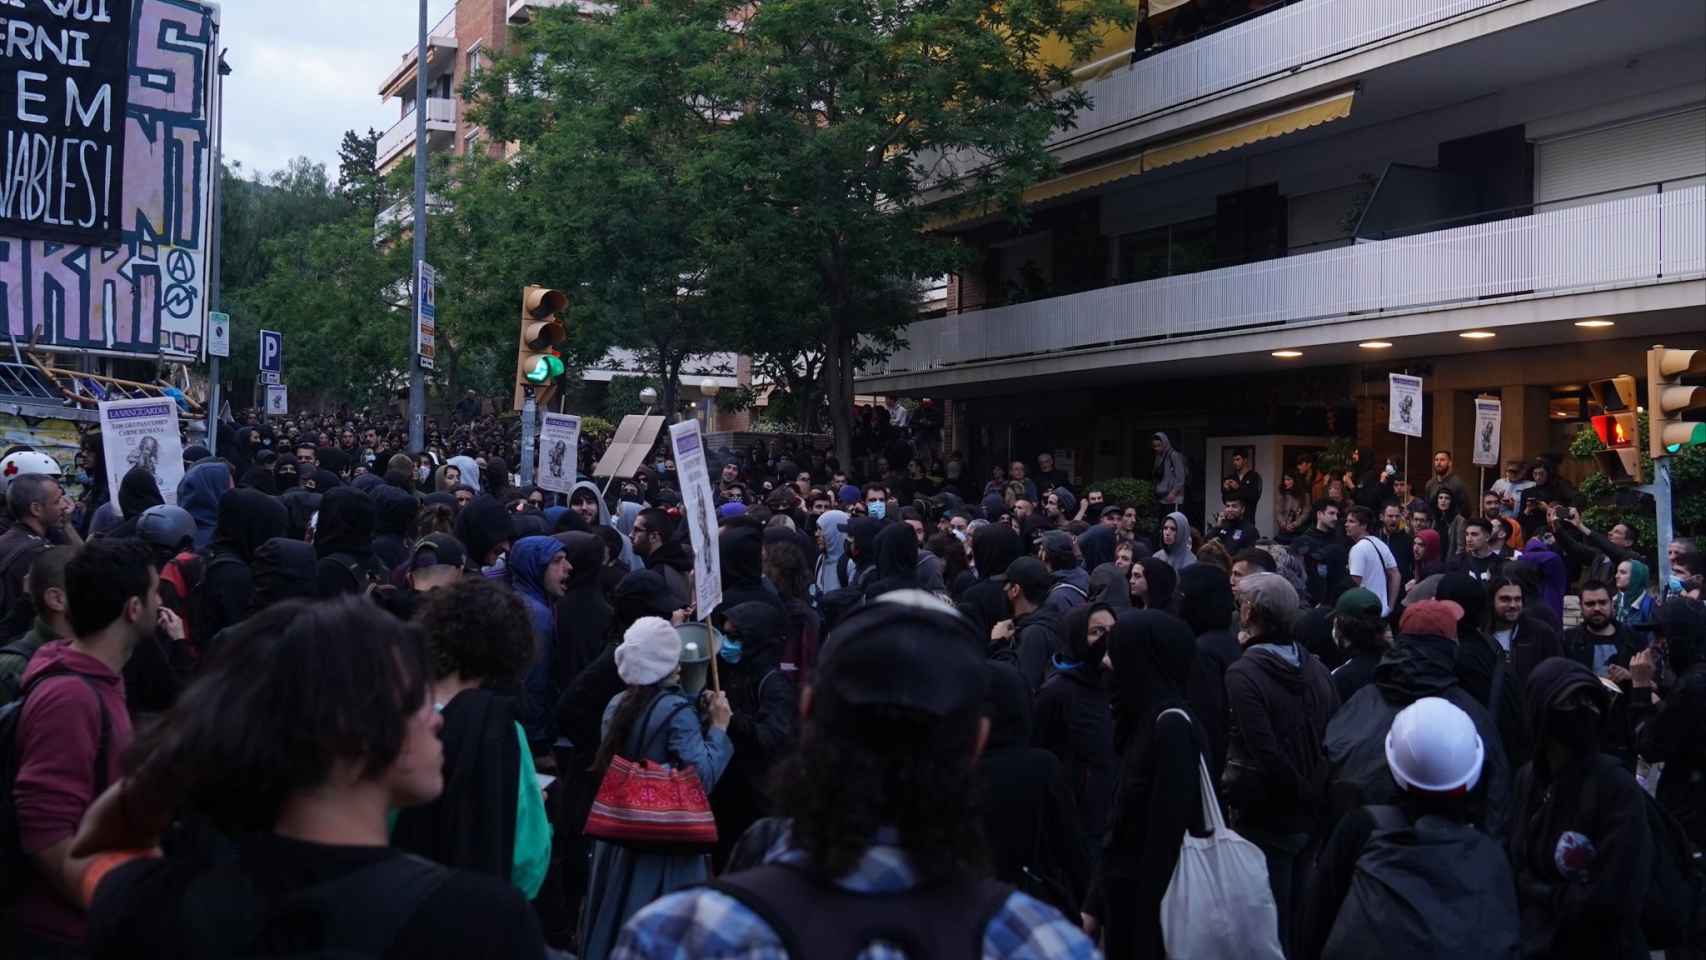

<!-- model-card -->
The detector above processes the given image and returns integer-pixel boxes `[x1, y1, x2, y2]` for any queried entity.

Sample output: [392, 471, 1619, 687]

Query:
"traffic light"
[515, 285, 567, 411]
[1587, 374, 1642, 484]
[1646, 345, 1706, 458]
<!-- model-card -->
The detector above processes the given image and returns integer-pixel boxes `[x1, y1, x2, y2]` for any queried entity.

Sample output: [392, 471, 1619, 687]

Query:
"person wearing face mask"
[708, 601, 797, 871]
[989, 557, 1062, 692]
[1509, 657, 1653, 960]
[1626, 598, 1706, 849]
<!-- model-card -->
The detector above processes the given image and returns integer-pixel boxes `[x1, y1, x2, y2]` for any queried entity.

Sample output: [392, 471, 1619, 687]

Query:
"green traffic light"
[1666, 422, 1706, 453]
[524, 355, 565, 384]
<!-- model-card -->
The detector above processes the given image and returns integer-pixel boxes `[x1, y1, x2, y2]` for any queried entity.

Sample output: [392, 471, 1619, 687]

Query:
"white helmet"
[1, 450, 63, 491]
[1385, 696, 1484, 795]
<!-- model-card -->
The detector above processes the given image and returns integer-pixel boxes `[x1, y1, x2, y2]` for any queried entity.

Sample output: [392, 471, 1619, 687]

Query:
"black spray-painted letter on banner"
[0, 0, 134, 247]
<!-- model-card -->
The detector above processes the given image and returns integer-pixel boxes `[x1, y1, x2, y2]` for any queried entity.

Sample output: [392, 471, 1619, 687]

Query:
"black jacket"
[1000, 605, 1062, 692]
[391, 689, 521, 885]
[710, 602, 798, 872]
[1207, 516, 1258, 552]
[1222, 640, 1340, 833]
[1033, 664, 1116, 843]
[1628, 663, 1706, 845]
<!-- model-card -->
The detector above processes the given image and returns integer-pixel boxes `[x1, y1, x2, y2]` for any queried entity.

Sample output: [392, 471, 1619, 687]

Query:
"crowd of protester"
[0, 400, 1700, 960]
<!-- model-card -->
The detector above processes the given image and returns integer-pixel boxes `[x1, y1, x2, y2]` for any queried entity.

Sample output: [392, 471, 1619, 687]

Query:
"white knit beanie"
[615, 617, 682, 686]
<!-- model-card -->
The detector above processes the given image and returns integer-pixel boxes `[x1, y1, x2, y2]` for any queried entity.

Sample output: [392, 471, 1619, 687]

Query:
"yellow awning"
[925, 89, 1355, 231]
[1142, 90, 1357, 171]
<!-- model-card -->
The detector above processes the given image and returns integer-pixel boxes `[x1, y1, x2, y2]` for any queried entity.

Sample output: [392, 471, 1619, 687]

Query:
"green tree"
[471, 0, 1131, 463]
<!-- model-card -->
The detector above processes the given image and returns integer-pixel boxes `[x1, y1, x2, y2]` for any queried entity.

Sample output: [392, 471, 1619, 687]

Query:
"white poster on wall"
[1472, 398, 1503, 467]
[98, 397, 186, 513]
[1388, 373, 1424, 438]
[537, 413, 581, 496]
[669, 419, 723, 619]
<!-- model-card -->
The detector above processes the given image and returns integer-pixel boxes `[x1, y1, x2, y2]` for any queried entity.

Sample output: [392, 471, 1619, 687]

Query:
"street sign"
[266, 384, 289, 415]
[208, 312, 230, 358]
[258, 372, 280, 385]
[259, 330, 283, 374]
[416, 261, 437, 371]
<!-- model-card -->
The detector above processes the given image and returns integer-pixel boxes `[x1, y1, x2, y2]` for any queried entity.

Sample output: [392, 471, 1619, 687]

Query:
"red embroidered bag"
[584, 695, 717, 851]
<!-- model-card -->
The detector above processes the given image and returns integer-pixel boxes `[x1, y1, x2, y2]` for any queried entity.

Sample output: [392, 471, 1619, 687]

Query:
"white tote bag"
[1156, 708, 1284, 960]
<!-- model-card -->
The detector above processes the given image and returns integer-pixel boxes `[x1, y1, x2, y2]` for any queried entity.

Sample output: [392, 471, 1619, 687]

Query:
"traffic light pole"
[406, 0, 428, 454]
[520, 386, 537, 486]
[1653, 457, 1674, 588]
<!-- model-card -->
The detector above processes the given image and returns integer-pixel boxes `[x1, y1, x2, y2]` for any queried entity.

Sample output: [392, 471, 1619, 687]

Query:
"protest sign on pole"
[266, 384, 289, 416]
[416, 261, 437, 371]
[1473, 398, 1503, 468]
[537, 413, 581, 496]
[1388, 373, 1424, 438]
[98, 398, 186, 513]
[669, 419, 723, 619]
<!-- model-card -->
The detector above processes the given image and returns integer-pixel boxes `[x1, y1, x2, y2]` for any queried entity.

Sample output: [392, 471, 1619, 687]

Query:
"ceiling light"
[1459, 331, 1496, 340]
[1358, 341, 1393, 349]
[1272, 350, 1303, 358]
[1574, 319, 1615, 328]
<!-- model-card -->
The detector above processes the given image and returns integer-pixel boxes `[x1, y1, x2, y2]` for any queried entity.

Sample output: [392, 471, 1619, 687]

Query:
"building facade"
[858, 0, 1705, 525]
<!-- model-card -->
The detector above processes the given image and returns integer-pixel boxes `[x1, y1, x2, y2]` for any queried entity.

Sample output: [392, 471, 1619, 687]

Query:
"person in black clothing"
[709, 601, 798, 871]
[1562, 579, 1642, 678]
[862, 521, 923, 599]
[1487, 574, 1564, 687]
[1033, 603, 1117, 868]
[632, 507, 692, 608]
[1084, 609, 1207, 959]
[1220, 447, 1263, 514]
[960, 523, 1023, 617]
[1437, 572, 1531, 771]
[553, 531, 614, 691]
[313, 487, 384, 597]
[1327, 587, 1390, 703]
[77, 596, 547, 959]
[454, 496, 512, 574]
[1291, 499, 1348, 607]
[371, 485, 419, 570]
[991, 557, 1062, 691]
[1510, 657, 1653, 960]
[1206, 495, 1259, 552]
[100, 466, 165, 541]
[716, 520, 785, 619]
[980, 660, 1091, 917]
[203, 489, 288, 634]
[1175, 563, 1240, 781]
[1626, 597, 1706, 848]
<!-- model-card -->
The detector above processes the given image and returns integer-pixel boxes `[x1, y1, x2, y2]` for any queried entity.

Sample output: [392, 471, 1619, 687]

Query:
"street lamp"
[699, 377, 720, 432]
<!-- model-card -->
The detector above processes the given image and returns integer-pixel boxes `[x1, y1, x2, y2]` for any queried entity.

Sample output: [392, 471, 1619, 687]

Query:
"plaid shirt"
[611, 828, 1100, 960]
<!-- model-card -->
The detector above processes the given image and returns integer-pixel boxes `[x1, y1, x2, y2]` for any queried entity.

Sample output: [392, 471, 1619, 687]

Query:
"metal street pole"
[1653, 457, 1674, 588]
[520, 387, 537, 486]
[205, 47, 229, 454]
[407, 0, 429, 453]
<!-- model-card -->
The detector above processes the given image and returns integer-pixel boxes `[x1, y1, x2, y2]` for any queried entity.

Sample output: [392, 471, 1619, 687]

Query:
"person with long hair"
[1275, 472, 1312, 542]
[72, 596, 546, 958]
[1431, 489, 1467, 557]
[579, 617, 732, 960]
[761, 537, 821, 679]
[1129, 556, 1177, 613]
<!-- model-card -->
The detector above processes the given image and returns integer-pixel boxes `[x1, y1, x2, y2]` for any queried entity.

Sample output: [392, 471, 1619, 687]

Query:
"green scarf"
[1615, 559, 1650, 623]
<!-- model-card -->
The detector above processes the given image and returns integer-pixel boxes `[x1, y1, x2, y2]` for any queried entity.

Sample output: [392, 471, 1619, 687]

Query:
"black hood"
[613, 569, 680, 624]
[314, 487, 376, 560]
[845, 517, 884, 571]
[553, 531, 606, 592]
[1088, 563, 1131, 610]
[983, 661, 1033, 749]
[1435, 572, 1487, 633]
[455, 496, 511, 567]
[211, 489, 288, 564]
[717, 600, 786, 660]
[1107, 609, 1197, 752]
[1522, 656, 1609, 757]
[871, 522, 920, 581]
[720, 523, 765, 591]
[971, 524, 1022, 579]
[279, 489, 320, 541]
[251, 538, 318, 609]
[1138, 557, 1178, 613]
[1078, 525, 1117, 572]
[646, 538, 694, 574]
[117, 465, 164, 518]
[1176, 564, 1235, 637]
[373, 485, 419, 538]
[1373, 632, 1462, 704]
[239, 465, 278, 496]
[1058, 601, 1114, 664]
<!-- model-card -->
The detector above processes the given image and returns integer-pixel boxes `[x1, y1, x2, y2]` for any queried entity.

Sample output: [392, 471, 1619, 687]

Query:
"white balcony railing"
[871, 185, 1706, 375]
[377, 97, 457, 168]
[379, 9, 457, 97]
[1061, 0, 1506, 147]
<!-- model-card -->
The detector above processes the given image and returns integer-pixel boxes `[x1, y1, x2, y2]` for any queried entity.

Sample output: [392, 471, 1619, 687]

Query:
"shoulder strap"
[1050, 581, 1088, 598]
[18, 668, 112, 795]
[1487, 657, 1507, 725]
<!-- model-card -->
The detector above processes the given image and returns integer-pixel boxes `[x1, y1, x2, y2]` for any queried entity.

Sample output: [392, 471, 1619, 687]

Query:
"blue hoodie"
[176, 461, 232, 549]
[508, 535, 565, 748]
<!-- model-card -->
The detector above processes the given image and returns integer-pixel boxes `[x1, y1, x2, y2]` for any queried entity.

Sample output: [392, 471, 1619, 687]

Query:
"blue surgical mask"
[868, 500, 886, 520]
[718, 636, 743, 664]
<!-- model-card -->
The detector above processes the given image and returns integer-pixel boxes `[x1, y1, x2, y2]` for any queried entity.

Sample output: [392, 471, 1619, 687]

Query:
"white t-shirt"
[1349, 536, 1397, 616]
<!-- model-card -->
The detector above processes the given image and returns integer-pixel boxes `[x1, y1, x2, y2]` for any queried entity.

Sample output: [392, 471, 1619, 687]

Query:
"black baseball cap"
[1005, 556, 1052, 596]
[814, 590, 987, 719]
[411, 533, 466, 571]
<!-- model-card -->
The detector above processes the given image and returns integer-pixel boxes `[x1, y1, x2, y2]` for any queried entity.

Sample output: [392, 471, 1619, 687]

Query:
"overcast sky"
[221, 0, 455, 178]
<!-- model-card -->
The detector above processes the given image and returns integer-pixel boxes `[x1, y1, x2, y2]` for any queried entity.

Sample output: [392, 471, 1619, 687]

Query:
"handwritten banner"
[0, 0, 134, 247]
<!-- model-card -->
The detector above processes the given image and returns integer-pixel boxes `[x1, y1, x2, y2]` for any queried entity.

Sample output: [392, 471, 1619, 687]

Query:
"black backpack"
[325, 552, 388, 594]
[0, 667, 111, 903]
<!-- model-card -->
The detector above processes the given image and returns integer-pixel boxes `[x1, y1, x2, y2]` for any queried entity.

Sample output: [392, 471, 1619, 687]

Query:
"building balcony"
[509, 0, 612, 22]
[377, 98, 457, 172]
[865, 183, 1704, 386]
[378, 8, 457, 101]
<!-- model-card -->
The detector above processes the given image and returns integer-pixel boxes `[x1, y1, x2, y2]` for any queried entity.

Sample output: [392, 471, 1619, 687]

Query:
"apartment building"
[860, 0, 1705, 525]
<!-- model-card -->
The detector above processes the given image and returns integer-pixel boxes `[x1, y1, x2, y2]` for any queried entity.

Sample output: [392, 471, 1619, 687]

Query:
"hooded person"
[1436, 572, 1530, 768]
[1522, 537, 1568, 622]
[238, 465, 278, 496]
[1032, 603, 1117, 869]
[842, 516, 884, 590]
[455, 496, 513, 574]
[1039, 530, 1090, 615]
[612, 501, 644, 572]
[980, 660, 1092, 917]
[1152, 432, 1188, 506]
[483, 457, 512, 499]
[279, 488, 320, 542]
[201, 537, 317, 663]
[567, 479, 638, 571]
[1409, 528, 1445, 585]
[812, 509, 850, 597]
[313, 487, 385, 598]
[508, 535, 569, 752]
[1077, 524, 1117, 574]
[1156, 510, 1196, 571]
[352, 473, 385, 495]
[961, 523, 1024, 612]
[272, 453, 301, 492]
[1323, 599, 1514, 842]
[1087, 563, 1131, 610]
[553, 530, 614, 692]
[709, 600, 798, 870]
[434, 463, 461, 493]
[1176, 563, 1241, 780]
[200, 489, 289, 644]
[175, 460, 232, 550]
[102, 466, 166, 541]
[1090, 609, 1207, 958]
[447, 455, 483, 494]
[862, 522, 923, 599]
[1613, 559, 1653, 626]
[716, 521, 784, 619]
[1627, 597, 1706, 847]
[371, 485, 420, 570]
[1509, 657, 1653, 960]
[1132, 556, 1178, 613]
